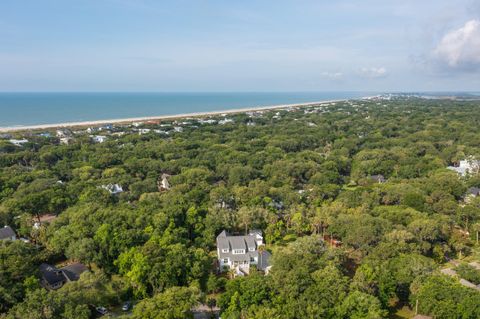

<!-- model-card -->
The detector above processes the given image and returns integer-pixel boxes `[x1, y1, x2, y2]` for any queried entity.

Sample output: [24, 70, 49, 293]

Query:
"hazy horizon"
[1, 1, 479, 92]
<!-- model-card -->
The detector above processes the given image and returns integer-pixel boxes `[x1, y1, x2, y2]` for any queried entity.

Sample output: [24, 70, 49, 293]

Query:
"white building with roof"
[216, 230, 271, 275]
[101, 183, 123, 194]
[91, 135, 107, 143]
[9, 139, 28, 147]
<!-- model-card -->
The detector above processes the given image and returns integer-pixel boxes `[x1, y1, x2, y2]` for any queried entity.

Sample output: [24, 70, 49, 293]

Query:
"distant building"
[39, 132, 52, 138]
[101, 183, 123, 194]
[198, 119, 217, 125]
[8, 139, 28, 147]
[59, 137, 74, 145]
[159, 174, 171, 191]
[216, 230, 271, 276]
[56, 129, 72, 138]
[370, 174, 386, 183]
[91, 135, 107, 143]
[465, 187, 480, 202]
[0, 133, 13, 139]
[219, 118, 234, 125]
[138, 128, 151, 135]
[0, 226, 16, 241]
[100, 124, 113, 130]
[448, 159, 480, 176]
[39, 262, 88, 290]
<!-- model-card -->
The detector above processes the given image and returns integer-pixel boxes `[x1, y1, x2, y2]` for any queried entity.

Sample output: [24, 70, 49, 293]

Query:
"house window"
[250, 257, 255, 262]
[222, 249, 229, 253]
[233, 249, 245, 254]
[249, 247, 255, 252]
[223, 258, 228, 264]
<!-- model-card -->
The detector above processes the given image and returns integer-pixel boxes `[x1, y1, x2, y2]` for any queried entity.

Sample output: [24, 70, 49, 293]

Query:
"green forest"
[1, 97, 480, 319]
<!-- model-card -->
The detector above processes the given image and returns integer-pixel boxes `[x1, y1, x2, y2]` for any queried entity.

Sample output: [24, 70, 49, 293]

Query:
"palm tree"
[228, 266, 236, 279]
[473, 223, 480, 245]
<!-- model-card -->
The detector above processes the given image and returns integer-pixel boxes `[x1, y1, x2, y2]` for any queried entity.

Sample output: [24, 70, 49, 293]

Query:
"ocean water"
[0, 92, 369, 127]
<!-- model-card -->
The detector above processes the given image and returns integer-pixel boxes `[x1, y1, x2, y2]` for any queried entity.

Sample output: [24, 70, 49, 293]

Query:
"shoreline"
[0, 98, 364, 133]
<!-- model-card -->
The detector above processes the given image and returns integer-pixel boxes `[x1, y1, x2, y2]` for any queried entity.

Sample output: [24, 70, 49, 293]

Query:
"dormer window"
[249, 247, 255, 252]
[222, 248, 229, 253]
[233, 249, 245, 254]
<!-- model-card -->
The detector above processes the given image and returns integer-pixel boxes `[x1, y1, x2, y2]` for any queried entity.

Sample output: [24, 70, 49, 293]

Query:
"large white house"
[216, 230, 270, 276]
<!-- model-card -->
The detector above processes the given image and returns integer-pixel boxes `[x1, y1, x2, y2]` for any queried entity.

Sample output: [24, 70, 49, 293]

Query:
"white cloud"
[321, 71, 343, 80]
[358, 67, 388, 78]
[433, 19, 480, 70]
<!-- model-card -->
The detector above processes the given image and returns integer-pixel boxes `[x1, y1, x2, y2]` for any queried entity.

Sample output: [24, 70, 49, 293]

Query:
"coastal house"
[39, 262, 88, 290]
[448, 159, 480, 176]
[8, 139, 28, 147]
[0, 226, 17, 241]
[39, 132, 52, 138]
[138, 128, 151, 135]
[91, 135, 107, 143]
[198, 119, 217, 125]
[100, 124, 113, 130]
[59, 137, 74, 145]
[216, 230, 271, 276]
[56, 129, 72, 138]
[219, 118, 234, 125]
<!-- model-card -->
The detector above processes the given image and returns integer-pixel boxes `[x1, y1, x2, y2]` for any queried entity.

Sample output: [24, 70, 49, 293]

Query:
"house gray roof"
[60, 263, 88, 281]
[40, 262, 88, 286]
[216, 231, 259, 252]
[39, 263, 65, 286]
[216, 230, 270, 269]
[249, 229, 262, 237]
[467, 187, 480, 196]
[0, 226, 16, 240]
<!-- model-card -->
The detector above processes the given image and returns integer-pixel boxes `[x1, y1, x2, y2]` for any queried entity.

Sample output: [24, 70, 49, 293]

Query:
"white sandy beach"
[0, 98, 359, 133]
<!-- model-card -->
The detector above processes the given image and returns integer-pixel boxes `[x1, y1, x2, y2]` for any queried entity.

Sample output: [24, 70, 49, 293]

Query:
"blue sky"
[1, 0, 479, 92]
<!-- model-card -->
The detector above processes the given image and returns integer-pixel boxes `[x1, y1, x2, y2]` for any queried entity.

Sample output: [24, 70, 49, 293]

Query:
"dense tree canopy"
[1, 97, 480, 318]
